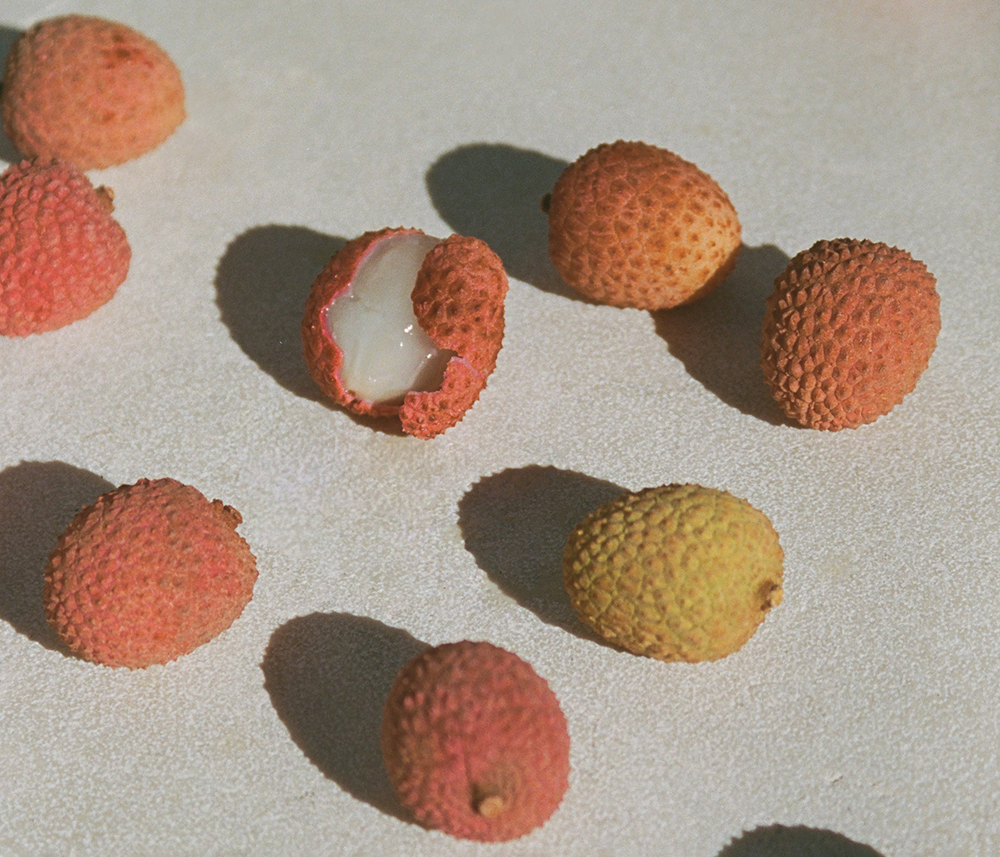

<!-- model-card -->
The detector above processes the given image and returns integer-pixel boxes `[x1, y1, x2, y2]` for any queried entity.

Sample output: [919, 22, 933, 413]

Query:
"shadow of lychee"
[717, 824, 886, 856]
[458, 465, 628, 645]
[0, 26, 27, 166]
[261, 612, 427, 822]
[426, 142, 574, 298]
[653, 242, 793, 425]
[214, 224, 346, 401]
[0, 460, 115, 651]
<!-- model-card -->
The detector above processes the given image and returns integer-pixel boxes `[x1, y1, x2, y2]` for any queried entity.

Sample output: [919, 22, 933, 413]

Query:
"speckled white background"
[0, 2, 997, 856]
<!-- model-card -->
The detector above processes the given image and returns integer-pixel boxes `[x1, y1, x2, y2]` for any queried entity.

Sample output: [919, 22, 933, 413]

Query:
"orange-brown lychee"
[0, 158, 130, 336]
[544, 140, 741, 309]
[44, 478, 257, 669]
[381, 640, 570, 842]
[761, 238, 940, 430]
[1, 15, 185, 169]
[302, 227, 508, 438]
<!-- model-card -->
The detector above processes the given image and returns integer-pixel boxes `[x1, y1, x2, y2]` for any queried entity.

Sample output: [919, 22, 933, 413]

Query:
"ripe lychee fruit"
[302, 227, 508, 439]
[381, 640, 570, 842]
[544, 140, 741, 309]
[563, 484, 783, 662]
[1, 15, 185, 169]
[761, 238, 940, 430]
[44, 478, 257, 669]
[0, 158, 130, 336]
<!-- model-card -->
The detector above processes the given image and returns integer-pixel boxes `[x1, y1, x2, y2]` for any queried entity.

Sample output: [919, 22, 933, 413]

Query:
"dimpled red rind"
[0, 158, 130, 336]
[547, 140, 741, 310]
[43, 478, 258, 669]
[761, 238, 940, 430]
[2, 15, 185, 170]
[381, 641, 569, 842]
[400, 235, 507, 438]
[301, 229, 508, 439]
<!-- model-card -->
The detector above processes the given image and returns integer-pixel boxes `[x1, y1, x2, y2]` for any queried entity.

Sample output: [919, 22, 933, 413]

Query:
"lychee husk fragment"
[44, 478, 258, 668]
[545, 140, 741, 309]
[381, 640, 570, 842]
[761, 238, 940, 430]
[563, 484, 784, 662]
[302, 227, 508, 438]
[1, 15, 185, 169]
[0, 158, 131, 336]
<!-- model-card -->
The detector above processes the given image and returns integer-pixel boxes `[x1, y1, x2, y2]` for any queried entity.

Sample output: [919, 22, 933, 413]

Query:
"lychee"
[44, 478, 257, 669]
[544, 140, 741, 309]
[381, 640, 570, 842]
[563, 484, 783, 663]
[0, 158, 130, 336]
[761, 238, 940, 430]
[302, 227, 508, 438]
[1, 15, 185, 169]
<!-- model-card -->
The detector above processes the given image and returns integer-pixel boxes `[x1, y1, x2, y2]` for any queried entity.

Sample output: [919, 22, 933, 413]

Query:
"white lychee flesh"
[324, 231, 455, 405]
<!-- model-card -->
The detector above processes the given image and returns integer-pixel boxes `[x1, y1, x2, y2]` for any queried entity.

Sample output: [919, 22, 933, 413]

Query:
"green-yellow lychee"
[544, 140, 741, 309]
[44, 478, 257, 668]
[381, 640, 570, 842]
[563, 484, 783, 662]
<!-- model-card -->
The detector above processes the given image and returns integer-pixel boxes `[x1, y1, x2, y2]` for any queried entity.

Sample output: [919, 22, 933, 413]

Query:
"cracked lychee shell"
[761, 238, 940, 430]
[0, 158, 130, 336]
[381, 640, 570, 842]
[1, 15, 185, 169]
[44, 478, 258, 668]
[302, 227, 508, 439]
[545, 140, 741, 309]
[563, 484, 784, 663]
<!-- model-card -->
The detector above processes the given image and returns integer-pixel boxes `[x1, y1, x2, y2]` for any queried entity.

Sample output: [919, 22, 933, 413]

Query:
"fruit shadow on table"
[458, 465, 628, 649]
[261, 612, 427, 823]
[716, 823, 886, 857]
[0, 460, 115, 653]
[426, 142, 581, 300]
[653, 243, 793, 426]
[215, 224, 347, 402]
[0, 26, 26, 166]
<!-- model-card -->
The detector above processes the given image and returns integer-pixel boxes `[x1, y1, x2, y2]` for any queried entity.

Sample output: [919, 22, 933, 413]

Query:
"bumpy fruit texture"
[0, 158, 130, 336]
[2, 15, 185, 169]
[302, 227, 508, 439]
[761, 238, 940, 430]
[563, 484, 783, 662]
[545, 140, 741, 310]
[381, 641, 570, 842]
[44, 478, 257, 669]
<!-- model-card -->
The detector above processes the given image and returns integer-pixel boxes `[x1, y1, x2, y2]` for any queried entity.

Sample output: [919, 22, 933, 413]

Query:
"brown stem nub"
[95, 186, 115, 213]
[475, 794, 505, 818]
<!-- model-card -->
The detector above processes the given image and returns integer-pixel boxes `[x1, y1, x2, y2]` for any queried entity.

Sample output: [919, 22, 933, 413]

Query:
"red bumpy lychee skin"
[761, 238, 940, 430]
[1, 15, 185, 169]
[381, 641, 570, 842]
[545, 140, 741, 309]
[0, 158, 131, 336]
[44, 478, 258, 669]
[302, 227, 508, 439]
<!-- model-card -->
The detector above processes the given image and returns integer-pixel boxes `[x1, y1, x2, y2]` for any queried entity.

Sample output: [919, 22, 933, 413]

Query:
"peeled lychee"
[302, 227, 508, 438]
[563, 484, 783, 663]
[0, 158, 130, 336]
[44, 478, 257, 669]
[761, 238, 940, 430]
[544, 140, 741, 309]
[1, 15, 185, 169]
[381, 640, 570, 842]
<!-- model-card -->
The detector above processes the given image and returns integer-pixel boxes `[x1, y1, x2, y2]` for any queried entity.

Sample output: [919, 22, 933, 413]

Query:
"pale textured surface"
[0, 2, 997, 856]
